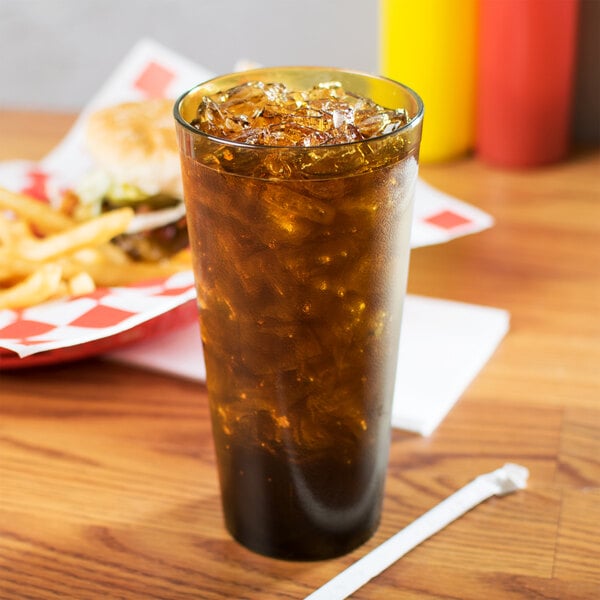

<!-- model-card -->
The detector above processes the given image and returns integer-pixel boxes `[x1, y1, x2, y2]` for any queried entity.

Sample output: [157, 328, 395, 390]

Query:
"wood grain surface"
[1, 111, 599, 599]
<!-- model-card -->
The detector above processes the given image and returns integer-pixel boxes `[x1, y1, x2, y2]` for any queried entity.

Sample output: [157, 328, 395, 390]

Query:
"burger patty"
[103, 195, 189, 261]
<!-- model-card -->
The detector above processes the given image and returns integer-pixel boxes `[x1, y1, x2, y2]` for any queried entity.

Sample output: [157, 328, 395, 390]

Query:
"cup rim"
[173, 66, 424, 151]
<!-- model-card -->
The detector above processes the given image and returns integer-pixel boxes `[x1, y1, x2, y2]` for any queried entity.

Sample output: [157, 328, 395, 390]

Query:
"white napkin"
[109, 294, 509, 436]
[391, 295, 509, 435]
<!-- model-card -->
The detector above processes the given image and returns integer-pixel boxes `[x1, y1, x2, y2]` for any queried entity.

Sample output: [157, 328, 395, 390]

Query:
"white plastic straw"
[305, 463, 529, 600]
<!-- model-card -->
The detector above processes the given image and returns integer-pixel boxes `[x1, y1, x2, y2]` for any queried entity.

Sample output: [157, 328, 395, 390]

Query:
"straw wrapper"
[306, 463, 529, 600]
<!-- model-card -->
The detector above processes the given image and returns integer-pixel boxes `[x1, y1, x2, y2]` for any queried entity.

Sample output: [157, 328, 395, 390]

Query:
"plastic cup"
[174, 67, 423, 560]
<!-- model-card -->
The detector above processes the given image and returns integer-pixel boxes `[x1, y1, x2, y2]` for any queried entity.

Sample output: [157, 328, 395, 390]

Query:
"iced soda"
[174, 68, 423, 560]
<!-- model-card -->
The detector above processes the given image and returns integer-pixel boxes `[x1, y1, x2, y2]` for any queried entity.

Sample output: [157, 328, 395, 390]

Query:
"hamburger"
[68, 99, 188, 261]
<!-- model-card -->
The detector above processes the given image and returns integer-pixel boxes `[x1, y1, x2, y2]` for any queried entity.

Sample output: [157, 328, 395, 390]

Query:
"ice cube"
[261, 183, 336, 224]
[191, 80, 412, 147]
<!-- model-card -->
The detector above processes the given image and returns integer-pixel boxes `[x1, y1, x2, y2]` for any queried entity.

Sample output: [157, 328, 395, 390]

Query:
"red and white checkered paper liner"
[0, 272, 196, 359]
[0, 39, 494, 363]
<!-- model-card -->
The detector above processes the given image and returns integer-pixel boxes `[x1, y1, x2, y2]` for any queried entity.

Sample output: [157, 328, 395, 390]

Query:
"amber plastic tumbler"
[174, 67, 423, 560]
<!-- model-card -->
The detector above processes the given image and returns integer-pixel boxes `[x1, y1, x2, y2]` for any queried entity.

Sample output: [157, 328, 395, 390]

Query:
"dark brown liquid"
[215, 435, 384, 560]
[180, 142, 417, 558]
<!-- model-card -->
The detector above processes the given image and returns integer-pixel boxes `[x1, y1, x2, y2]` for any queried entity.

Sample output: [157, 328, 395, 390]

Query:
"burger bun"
[85, 99, 183, 199]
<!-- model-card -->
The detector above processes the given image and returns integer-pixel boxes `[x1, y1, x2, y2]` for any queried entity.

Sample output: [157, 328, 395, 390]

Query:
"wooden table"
[1, 111, 599, 599]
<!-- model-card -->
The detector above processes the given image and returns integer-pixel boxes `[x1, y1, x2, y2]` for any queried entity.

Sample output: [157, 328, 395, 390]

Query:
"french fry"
[0, 214, 34, 246]
[72, 256, 185, 287]
[0, 263, 63, 310]
[67, 271, 96, 296]
[96, 241, 131, 265]
[12, 207, 134, 262]
[170, 247, 193, 266]
[0, 186, 74, 234]
[0, 255, 39, 283]
[0, 189, 192, 310]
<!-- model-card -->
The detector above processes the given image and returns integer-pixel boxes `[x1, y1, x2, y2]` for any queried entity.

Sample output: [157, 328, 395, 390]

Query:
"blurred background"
[0, 0, 598, 145]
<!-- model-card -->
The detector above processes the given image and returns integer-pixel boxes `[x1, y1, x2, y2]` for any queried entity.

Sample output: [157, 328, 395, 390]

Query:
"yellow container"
[380, 0, 478, 163]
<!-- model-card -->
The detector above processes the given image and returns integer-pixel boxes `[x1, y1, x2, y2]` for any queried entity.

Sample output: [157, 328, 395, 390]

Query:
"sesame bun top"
[84, 99, 183, 198]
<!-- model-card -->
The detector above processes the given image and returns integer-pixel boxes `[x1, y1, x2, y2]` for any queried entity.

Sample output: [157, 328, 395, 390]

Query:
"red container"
[476, 0, 580, 167]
